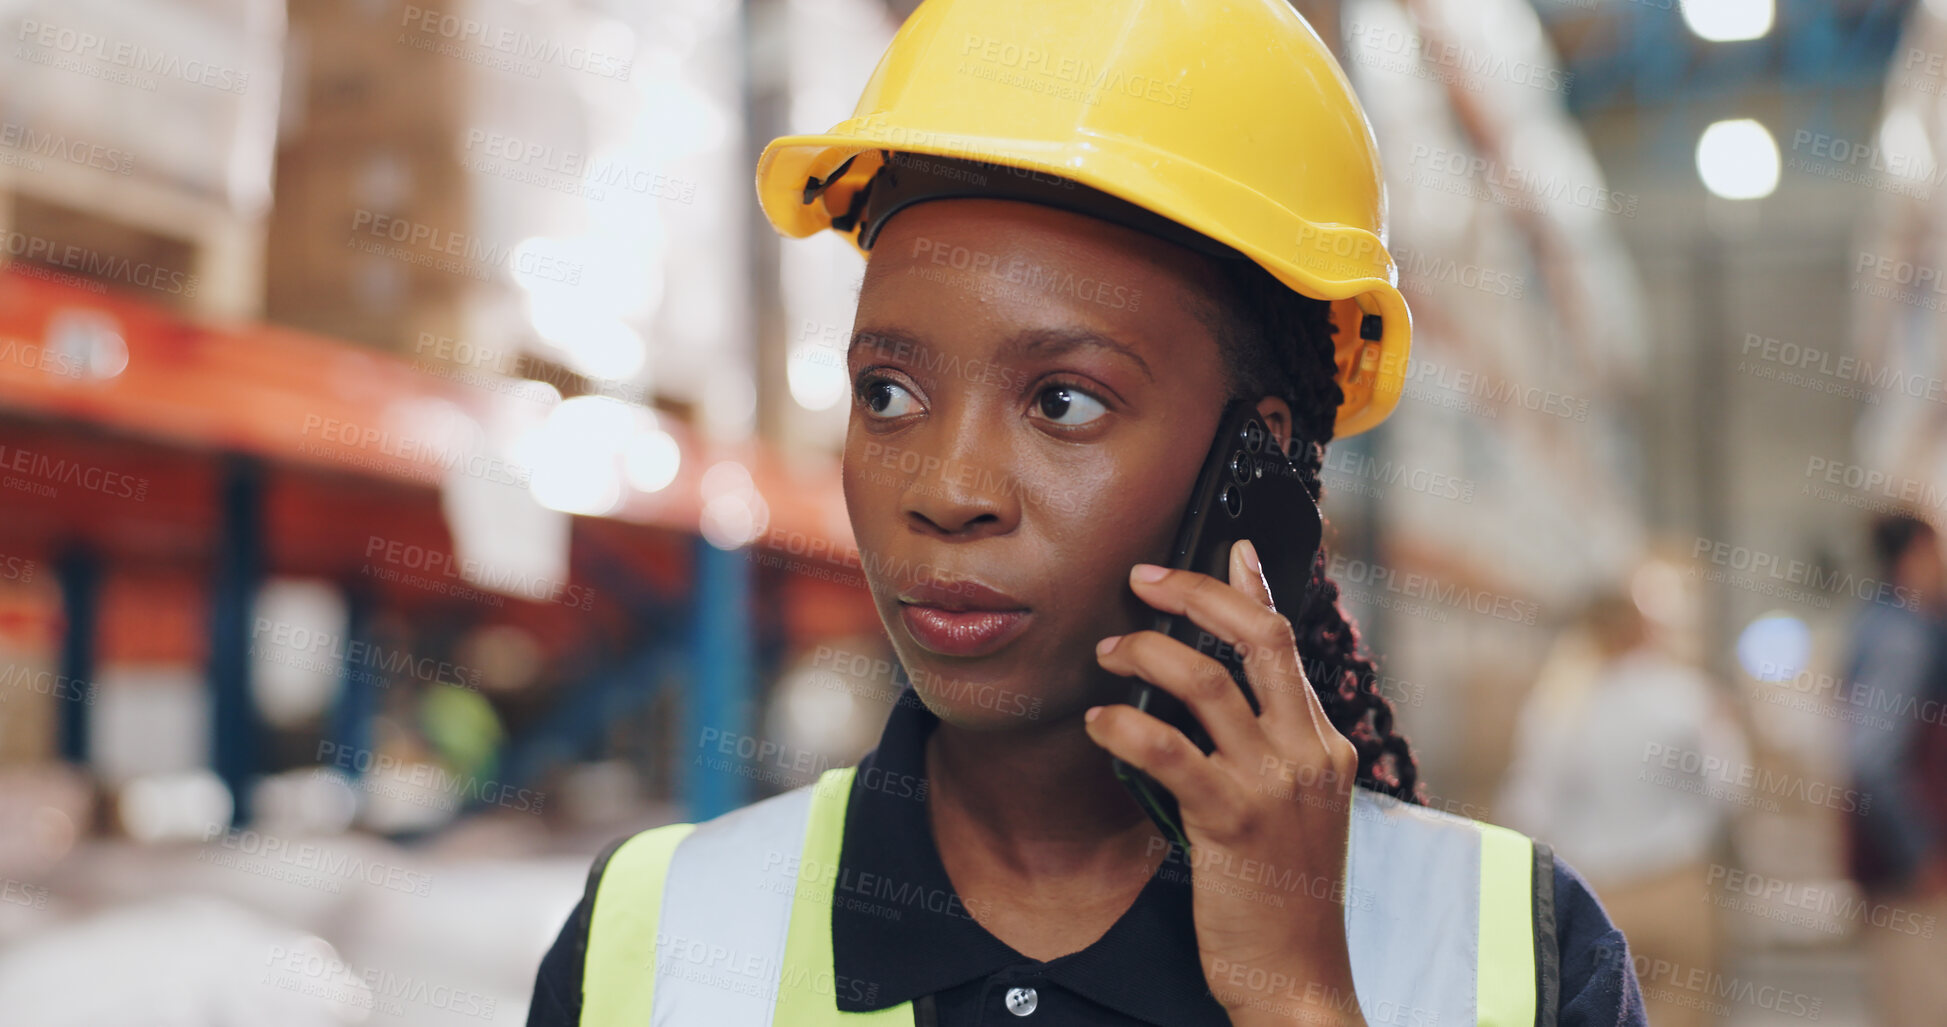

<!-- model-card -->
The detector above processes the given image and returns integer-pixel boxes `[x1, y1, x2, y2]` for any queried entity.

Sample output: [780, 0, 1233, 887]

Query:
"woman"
[529, 1, 1646, 1023]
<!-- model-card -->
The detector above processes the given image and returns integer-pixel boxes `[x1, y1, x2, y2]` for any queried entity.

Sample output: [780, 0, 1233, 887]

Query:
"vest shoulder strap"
[583, 821, 696, 1027]
[1344, 787, 1543, 1027]
[580, 768, 914, 1026]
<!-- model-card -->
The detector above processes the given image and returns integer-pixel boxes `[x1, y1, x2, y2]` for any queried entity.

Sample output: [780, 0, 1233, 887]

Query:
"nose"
[900, 418, 1022, 539]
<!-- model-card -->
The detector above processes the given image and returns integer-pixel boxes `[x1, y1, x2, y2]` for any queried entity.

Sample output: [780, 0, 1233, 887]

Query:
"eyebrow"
[997, 328, 1155, 382]
[847, 327, 924, 368]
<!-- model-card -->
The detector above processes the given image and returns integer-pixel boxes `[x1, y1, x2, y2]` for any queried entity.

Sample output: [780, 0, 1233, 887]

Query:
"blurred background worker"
[1843, 512, 1947, 1027]
[1, 0, 1946, 1021]
[1498, 562, 1751, 1027]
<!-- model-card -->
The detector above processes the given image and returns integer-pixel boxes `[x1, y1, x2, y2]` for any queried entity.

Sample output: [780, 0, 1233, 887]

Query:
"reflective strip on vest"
[582, 768, 1539, 1026]
[583, 821, 696, 1026]
[1343, 788, 1538, 1026]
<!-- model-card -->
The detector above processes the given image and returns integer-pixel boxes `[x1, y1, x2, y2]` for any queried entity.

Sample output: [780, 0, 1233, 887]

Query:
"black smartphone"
[1112, 399, 1324, 850]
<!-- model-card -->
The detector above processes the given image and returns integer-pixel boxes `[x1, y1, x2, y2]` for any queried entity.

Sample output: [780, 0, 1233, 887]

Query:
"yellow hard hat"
[755, 0, 1410, 437]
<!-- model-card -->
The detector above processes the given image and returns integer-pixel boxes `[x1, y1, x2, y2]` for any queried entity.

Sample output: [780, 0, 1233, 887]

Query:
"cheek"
[841, 424, 914, 561]
[840, 440, 883, 539]
[1030, 442, 1199, 579]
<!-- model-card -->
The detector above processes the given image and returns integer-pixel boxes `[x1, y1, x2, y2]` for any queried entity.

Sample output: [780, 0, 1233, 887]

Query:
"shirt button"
[1004, 986, 1039, 1016]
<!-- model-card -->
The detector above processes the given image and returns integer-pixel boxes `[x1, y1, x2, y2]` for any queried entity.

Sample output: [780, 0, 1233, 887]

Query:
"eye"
[1032, 383, 1108, 427]
[858, 375, 920, 419]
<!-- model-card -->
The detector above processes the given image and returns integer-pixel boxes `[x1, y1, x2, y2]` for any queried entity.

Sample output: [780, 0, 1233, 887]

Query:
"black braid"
[1192, 257, 1424, 805]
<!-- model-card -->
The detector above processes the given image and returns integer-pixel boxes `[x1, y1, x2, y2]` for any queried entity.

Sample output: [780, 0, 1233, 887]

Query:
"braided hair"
[1189, 256, 1424, 805]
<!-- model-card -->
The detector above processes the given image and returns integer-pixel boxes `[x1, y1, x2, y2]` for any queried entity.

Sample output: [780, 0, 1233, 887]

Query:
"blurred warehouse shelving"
[1334, 0, 1650, 808]
[1854, 1, 1947, 512]
[0, 0, 900, 853]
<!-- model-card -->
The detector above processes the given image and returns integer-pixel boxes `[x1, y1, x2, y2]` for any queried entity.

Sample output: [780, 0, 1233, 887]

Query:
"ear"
[1253, 396, 1294, 456]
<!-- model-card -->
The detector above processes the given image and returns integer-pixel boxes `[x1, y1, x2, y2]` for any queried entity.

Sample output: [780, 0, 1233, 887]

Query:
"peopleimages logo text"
[1690, 536, 1918, 610]
[363, 537, 596, 611]
[15, 19, 250, 93]
[957, 33, 1192, 109]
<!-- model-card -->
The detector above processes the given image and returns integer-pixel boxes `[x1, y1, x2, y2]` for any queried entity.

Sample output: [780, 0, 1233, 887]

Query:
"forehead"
[864, 196, 1215, 287]
[854, 197, 1227, 365]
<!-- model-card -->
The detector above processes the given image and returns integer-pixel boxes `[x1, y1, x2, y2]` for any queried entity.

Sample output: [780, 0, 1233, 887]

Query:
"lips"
[897, 579, 1026, 612]
[896, 578, 1032, 658]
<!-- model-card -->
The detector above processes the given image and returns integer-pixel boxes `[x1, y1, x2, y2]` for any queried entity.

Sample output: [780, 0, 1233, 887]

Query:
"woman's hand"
[1085, 539, 1367, 1027]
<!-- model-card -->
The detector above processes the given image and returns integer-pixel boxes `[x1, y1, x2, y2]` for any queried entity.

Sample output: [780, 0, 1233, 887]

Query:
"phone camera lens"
[1221, 484, 1243, 518]
[1241, 421, 1264, 453]
[1229, 451, 1252, 484]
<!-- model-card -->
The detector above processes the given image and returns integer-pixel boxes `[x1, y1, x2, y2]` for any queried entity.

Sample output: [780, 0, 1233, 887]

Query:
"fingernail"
[1239, 539, 1262, 576]
[1096, 635, 1121, 656]
[1132, 563, 1168, 584]
[1085, 706, 1102, 723]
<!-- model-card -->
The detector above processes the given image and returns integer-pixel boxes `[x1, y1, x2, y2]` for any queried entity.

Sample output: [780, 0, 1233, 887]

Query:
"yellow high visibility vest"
[579, 768, 1554, 1026]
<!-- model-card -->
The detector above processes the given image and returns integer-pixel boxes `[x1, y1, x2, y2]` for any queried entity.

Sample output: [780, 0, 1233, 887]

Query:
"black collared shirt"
[527, 688, 1648, 1025]
[828, 689, 1229, 1025]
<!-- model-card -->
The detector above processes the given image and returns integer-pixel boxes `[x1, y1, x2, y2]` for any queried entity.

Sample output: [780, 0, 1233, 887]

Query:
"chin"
[894, 647, 1049, 728]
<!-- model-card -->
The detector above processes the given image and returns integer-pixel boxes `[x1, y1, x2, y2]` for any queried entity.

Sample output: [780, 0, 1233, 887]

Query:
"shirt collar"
[831, 687, 1230, 1026]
